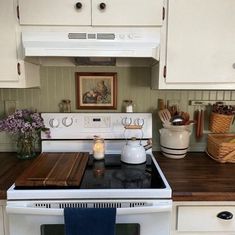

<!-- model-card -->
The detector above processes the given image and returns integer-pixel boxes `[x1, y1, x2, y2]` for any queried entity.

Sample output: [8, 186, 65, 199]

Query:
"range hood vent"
[74, 57, 116, 66]
[21, 29, 160, 60]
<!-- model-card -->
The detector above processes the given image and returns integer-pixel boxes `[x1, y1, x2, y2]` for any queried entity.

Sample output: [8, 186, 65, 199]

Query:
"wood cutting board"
[15, 152, 89, 187]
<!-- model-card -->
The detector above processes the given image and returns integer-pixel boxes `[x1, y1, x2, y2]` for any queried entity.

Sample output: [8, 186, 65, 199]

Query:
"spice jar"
[123, 100, 134, 113]
[93, 137, 105, 160]
[59, 99, 71, 113]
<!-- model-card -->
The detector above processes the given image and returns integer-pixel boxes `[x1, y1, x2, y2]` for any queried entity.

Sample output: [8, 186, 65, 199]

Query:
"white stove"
[7, 113, 172, 235]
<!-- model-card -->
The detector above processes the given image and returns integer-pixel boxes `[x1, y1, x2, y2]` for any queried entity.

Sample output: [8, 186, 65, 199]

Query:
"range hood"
[21, 29, 160, 60]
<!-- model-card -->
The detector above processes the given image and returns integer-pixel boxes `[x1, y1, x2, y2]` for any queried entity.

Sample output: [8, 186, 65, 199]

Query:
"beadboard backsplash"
[0, 66, 235, 151]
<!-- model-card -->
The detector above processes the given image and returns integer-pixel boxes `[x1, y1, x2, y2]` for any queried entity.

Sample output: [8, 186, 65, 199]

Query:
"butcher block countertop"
[0, 153, 35, 200]
[1, 152, 235, 201]
[154, 152, 235, 201]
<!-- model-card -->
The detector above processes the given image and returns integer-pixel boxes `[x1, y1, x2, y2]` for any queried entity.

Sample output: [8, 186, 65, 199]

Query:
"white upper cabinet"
[92, 0, 163, 26]
[0, 0, 40, 88]
[18, 0, 163, 26]
[19, 0, 92, 26]
[1, 0, 19, 82]
[157, 0, 235, 89]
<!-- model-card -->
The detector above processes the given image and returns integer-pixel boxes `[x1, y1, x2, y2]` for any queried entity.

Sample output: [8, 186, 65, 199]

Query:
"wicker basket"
[209, 112, 234, 133]
[207, 133, 235, 163]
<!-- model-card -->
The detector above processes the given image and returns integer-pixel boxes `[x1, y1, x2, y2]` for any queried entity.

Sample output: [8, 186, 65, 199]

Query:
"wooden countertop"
[0, 153, 35, 199]
[154, 152, 235, 201]
[1, 152, 235, 201]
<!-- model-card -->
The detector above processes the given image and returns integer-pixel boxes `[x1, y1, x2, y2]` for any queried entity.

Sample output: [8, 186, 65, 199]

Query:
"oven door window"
[41, 224, 140, 235]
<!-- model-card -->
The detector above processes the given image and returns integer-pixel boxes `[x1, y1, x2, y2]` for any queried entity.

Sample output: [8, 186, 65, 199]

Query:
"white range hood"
[21, 29, 160, 60]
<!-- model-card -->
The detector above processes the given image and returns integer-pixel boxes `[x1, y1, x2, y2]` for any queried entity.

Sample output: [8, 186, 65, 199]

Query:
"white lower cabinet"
[0, 200, 8, 235]
[0, 205, 3, 235]
[172, 202, 235, 235]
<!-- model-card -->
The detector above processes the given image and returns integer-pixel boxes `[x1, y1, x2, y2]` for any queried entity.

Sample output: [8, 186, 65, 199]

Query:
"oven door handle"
[6, 204, 172, 216]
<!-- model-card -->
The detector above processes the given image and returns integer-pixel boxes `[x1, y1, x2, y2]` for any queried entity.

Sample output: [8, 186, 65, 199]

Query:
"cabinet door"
[177, 206, 235, 232]
[164, 0, 235, 85]
[0, 0, 40, 88]
[19, 0, 91, 25]
[0, 0, 19, 82]
[92, 0, 163, 26]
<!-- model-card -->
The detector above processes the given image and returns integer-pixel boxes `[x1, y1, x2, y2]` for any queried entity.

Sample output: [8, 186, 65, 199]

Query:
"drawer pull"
[217, 211, 233, 220]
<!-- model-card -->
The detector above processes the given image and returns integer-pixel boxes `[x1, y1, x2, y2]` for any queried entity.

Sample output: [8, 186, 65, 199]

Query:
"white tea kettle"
[121, 137, 146, 164]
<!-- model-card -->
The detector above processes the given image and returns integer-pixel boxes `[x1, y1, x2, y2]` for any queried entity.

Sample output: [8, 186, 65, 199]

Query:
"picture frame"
[75, 72, 117, 109]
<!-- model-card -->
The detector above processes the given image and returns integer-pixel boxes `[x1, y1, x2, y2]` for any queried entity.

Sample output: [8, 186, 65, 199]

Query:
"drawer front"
[177, 206, 235, 232]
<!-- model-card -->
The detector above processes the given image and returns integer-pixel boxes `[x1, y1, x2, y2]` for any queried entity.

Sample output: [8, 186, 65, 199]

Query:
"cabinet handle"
[99, 2, 106, 10]
[217, 211, 233, 220]
[75, 2, 82, 9]
[17, 63, 21, 76]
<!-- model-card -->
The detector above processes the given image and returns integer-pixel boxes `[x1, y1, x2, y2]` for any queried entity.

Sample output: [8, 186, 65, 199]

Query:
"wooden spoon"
[158, 109, 171, 126]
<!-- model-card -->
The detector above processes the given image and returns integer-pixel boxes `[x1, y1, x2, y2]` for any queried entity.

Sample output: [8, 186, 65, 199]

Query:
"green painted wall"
[0, 66, 234, 151]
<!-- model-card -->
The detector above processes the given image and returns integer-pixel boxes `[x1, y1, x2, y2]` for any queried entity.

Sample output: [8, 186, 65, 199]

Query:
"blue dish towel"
[64, 207, 116, 235]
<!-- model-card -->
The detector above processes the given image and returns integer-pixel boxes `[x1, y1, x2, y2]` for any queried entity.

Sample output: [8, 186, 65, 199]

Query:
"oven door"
[6, 199, 172, 235]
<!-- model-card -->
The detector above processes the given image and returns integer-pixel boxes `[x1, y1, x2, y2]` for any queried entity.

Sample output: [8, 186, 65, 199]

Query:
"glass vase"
[16, 134, 36, 160]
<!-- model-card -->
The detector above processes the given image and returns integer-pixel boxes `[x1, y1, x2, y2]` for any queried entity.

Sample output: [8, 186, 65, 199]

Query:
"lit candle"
[93, 138, 105, 160]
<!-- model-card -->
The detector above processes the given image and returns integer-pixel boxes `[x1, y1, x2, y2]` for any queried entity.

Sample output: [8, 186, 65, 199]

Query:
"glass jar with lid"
[123, 100, 135, 112]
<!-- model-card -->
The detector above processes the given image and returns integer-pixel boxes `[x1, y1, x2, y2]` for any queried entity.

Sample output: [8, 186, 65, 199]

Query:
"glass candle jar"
[123, 100, 134, 113]
[93, 137, 105, 160]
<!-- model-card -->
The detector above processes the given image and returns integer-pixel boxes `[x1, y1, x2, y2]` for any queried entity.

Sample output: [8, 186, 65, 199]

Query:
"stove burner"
[112, 164, 151, 188]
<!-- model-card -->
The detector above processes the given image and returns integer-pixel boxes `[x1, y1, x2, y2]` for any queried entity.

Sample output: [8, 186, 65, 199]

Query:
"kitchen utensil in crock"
[158, 109, 171, 126]
[158, 99, 165, 110]
[121, 137, 146, 164]
[170, 115, 184, 125]
[181, 112, 190, 124]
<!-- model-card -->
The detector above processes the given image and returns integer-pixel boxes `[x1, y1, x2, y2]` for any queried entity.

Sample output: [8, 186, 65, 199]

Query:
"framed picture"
[76, 72, 117, 109]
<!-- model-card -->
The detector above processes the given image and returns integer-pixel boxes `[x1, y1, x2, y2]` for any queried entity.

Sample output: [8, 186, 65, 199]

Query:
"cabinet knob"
[75, 2, 82, 9]
[99, 2, 106, 10]
[217, 211, 233, 220]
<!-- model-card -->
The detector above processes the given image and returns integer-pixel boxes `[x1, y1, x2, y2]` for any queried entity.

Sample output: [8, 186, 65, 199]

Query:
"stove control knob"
[62, 117, 73, 127]
[49, 118, 60, 128]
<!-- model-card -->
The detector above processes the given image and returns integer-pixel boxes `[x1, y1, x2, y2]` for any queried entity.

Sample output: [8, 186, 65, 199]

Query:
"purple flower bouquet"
[0, 109, 49, 159]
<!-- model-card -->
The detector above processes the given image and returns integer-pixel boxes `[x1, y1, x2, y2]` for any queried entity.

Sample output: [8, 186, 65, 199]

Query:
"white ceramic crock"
[159, 126, 191, 159]
[121, 138, 146, 164]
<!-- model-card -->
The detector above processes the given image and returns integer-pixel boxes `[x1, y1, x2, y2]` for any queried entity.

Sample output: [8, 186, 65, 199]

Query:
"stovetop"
[8, 154, 171, 200]
[80, 154, 166, 190]
[13, 154, 165, 190]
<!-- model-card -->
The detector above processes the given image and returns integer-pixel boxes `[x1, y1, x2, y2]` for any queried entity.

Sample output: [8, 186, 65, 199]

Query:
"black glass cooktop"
[80, 154, 166, 189]
[15, 154, 166, 190]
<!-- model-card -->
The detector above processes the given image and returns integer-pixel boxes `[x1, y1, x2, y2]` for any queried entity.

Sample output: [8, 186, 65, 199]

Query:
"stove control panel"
[41, 113, 152, 139]
[84, 116, 111, 128]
